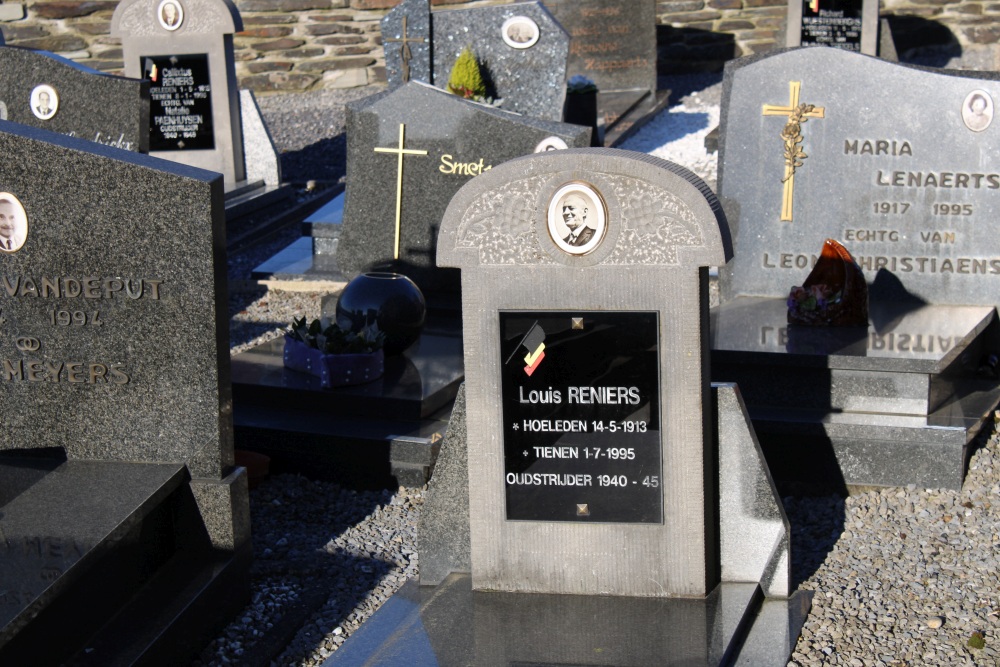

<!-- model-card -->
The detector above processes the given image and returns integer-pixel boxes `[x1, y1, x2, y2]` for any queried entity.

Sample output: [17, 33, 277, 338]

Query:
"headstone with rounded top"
[111, 0, 245, 187]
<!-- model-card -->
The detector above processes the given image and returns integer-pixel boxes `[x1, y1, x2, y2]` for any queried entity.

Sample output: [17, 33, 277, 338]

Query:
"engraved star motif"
[523, 450, 529, 457]
[512, 423, 519, 430]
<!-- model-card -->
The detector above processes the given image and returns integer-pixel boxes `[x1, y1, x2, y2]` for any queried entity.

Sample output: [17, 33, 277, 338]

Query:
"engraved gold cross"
[374, 123, 428, 260]
[762, 81, 825, 222]
[385, 16, 427, 83]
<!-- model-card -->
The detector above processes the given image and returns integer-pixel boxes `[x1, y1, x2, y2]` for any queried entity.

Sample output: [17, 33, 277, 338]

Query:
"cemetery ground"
[200, 75, 999, 666]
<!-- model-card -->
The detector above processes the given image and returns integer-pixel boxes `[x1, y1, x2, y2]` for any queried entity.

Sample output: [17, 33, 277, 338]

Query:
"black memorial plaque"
[800, 0, 863, 51]
[142, 54, 215, 151]
[499, 311, 661, 523]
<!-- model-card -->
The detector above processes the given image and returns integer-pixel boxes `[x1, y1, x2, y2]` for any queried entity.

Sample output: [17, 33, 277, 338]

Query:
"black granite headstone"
[0, 122, 249, 665]
[0, 46, 148, 152]
[336, 81, 591, 291]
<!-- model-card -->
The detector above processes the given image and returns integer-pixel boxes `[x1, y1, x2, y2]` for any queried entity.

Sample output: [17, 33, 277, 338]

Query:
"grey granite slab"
[716, 383, 790, 599]
[432, 1, 569, 121]
[112, 0, 246, 186]
[382, 0, 431, 88]
[0, 46, 148, 152]
[0, 122, 231, 479]
[718, 47, 1000, 307]
[324, 574, 768, 667]
[418, 383, 470, 586]
[542, 0, 657, 94]
[240, 89, 280, 187]
[336, 81, 590, 291]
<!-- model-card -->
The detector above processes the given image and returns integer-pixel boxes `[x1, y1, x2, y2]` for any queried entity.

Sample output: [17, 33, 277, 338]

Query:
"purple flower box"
[283, 335, 384, 388]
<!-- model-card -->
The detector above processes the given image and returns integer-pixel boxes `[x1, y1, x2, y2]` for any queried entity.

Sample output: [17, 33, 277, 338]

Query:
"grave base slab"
[230, 313, 463, 488]
[0, 458, 250, 666]
[320, 573, 811, 667]
[711, 297, 1000, 490]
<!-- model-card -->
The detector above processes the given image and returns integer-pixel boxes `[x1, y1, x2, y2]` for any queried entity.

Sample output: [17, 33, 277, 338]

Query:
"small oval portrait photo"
[502, 16, 540, 49]
[547, 182, 607, 256]
[0, 193, 28, 253]
[963, 90, 993, 132]
[30, 85, 58, 121]
[534, 136, 569, 153]
[158, 0, 184, 31]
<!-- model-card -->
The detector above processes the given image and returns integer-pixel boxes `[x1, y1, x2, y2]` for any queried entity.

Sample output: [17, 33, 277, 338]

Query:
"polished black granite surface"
[711, 296, 997, 372]
[231, 318, 463, 421]
[0, 460, 186, 638]
[323, 574, 799, 667]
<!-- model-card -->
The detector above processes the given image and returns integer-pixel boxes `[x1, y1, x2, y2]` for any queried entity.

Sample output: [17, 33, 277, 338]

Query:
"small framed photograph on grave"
[547, 182, 607, 255]
[534, 136, 568, 153]
[962, 90, 993, 133]
[30, 85, 58, 121]
[0, 192, 28, 253]
[502, 16, 540, 49]
[158, 0, 184, 31]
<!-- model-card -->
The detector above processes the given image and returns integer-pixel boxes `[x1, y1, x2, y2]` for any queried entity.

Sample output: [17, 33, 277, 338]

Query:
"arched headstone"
[112, 0, 245, 186]
[438, 148, 733, 596]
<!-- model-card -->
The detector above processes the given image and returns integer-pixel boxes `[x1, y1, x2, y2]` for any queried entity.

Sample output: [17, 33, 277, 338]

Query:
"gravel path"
[198, 76, 1000, 666]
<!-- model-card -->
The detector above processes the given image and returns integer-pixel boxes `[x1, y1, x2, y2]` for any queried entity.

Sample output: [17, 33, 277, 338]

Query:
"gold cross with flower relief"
[374, 123, 428, 260]
[762, 81, 825, 222]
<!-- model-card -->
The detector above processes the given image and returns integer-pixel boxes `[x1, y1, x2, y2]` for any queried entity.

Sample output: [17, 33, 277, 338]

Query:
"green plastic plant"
[289, 316, 384, 354]
[447, 47, 490, 102]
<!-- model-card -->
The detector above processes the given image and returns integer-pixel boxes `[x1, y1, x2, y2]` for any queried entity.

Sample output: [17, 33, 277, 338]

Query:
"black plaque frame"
[499, 311, 662, 524]
[143, 53, 215, 151]
[799, 0, 864, 51]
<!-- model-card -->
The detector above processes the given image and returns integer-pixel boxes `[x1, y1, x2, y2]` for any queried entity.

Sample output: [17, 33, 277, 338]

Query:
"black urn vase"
[335, 272, 427, 355]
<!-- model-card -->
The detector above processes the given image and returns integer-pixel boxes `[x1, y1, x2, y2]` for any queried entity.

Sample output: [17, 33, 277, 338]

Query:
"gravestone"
[381, 0, 570, 122]
[0, 46, 149, 152]
[382, 0, 431, 87]
[323, 149, 810, 666]
[785, 0, 881, 55]
[0, 122, 249, 664]
[713, 47, 1000, 489]
[335, 81, 591, 292]
[112, 0, 246, 187]
[541, 0, 666, 145]
[541, 0, 656, 94]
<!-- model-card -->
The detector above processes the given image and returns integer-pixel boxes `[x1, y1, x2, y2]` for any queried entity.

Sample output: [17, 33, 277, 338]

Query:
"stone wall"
[0, 0, 990, 95]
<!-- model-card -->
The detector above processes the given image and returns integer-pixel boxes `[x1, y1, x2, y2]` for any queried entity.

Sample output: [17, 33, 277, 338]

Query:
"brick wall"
[0, 0, 990, 95]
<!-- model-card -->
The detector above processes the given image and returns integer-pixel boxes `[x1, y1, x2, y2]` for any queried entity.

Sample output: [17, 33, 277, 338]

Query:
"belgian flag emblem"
[519, 323, 546, 377]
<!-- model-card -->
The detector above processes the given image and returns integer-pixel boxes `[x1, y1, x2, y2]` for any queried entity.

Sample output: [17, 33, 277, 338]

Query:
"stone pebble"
[199, 76, 999, 665]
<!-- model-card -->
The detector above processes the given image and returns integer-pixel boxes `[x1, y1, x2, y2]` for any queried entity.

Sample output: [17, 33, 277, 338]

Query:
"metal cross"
[762, 81, 825, 222]
[373, 123, 428, 260]
[384, 16, 427, 83]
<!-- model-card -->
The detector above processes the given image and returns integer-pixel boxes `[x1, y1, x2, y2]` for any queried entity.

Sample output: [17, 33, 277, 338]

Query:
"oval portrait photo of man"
[547, 182, 607, 256]
[158, 0, 184, 31]
[0, 193, 28, 253]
